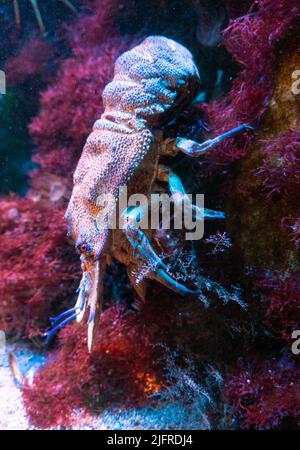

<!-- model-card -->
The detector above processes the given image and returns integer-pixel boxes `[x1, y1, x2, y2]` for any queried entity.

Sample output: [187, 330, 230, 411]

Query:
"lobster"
[46, 36, 252, 351]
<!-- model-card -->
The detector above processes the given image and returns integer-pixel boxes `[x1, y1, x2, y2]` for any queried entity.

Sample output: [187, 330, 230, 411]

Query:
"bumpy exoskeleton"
[47, 36, 252, 351]
[65, 36, 200, 258]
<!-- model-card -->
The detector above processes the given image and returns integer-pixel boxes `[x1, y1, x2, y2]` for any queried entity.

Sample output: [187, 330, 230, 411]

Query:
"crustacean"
[46, 36, 253, 351]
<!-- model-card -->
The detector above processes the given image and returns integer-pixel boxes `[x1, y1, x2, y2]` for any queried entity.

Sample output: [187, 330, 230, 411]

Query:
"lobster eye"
[78, 242, 92, 255]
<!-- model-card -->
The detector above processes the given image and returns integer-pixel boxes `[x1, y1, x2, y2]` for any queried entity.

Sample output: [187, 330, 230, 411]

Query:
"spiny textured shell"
[65, 36, 200, 257]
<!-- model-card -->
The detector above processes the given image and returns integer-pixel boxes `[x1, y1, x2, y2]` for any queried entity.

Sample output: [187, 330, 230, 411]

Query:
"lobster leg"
[87, 258, 105, 352]
[29, 0, 45, 34]
[175, 124, 253, 156]
[122, 206, 199, 297]
[167, 170, 225, 219]
[45, 255, 105, 352]
[13, 0, 21, 26]
[60, 0, 78, 14]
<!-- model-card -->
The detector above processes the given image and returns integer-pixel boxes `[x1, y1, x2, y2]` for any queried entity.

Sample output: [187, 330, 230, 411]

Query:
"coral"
[0, 197, 80, 338]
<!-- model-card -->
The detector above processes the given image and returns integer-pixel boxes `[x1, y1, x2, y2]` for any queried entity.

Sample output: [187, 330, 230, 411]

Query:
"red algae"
[0, 197, 80, 339]
[5, 37, 53, 87]
[204, 0, 300, 430]
[204, 0, 300, 171]
[259, 272, 300, 342]
[0, 0, 299, 430]
[225, 357, 300, 429]
[23, 305, 164, 428]
[256, 130, 300, 199]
